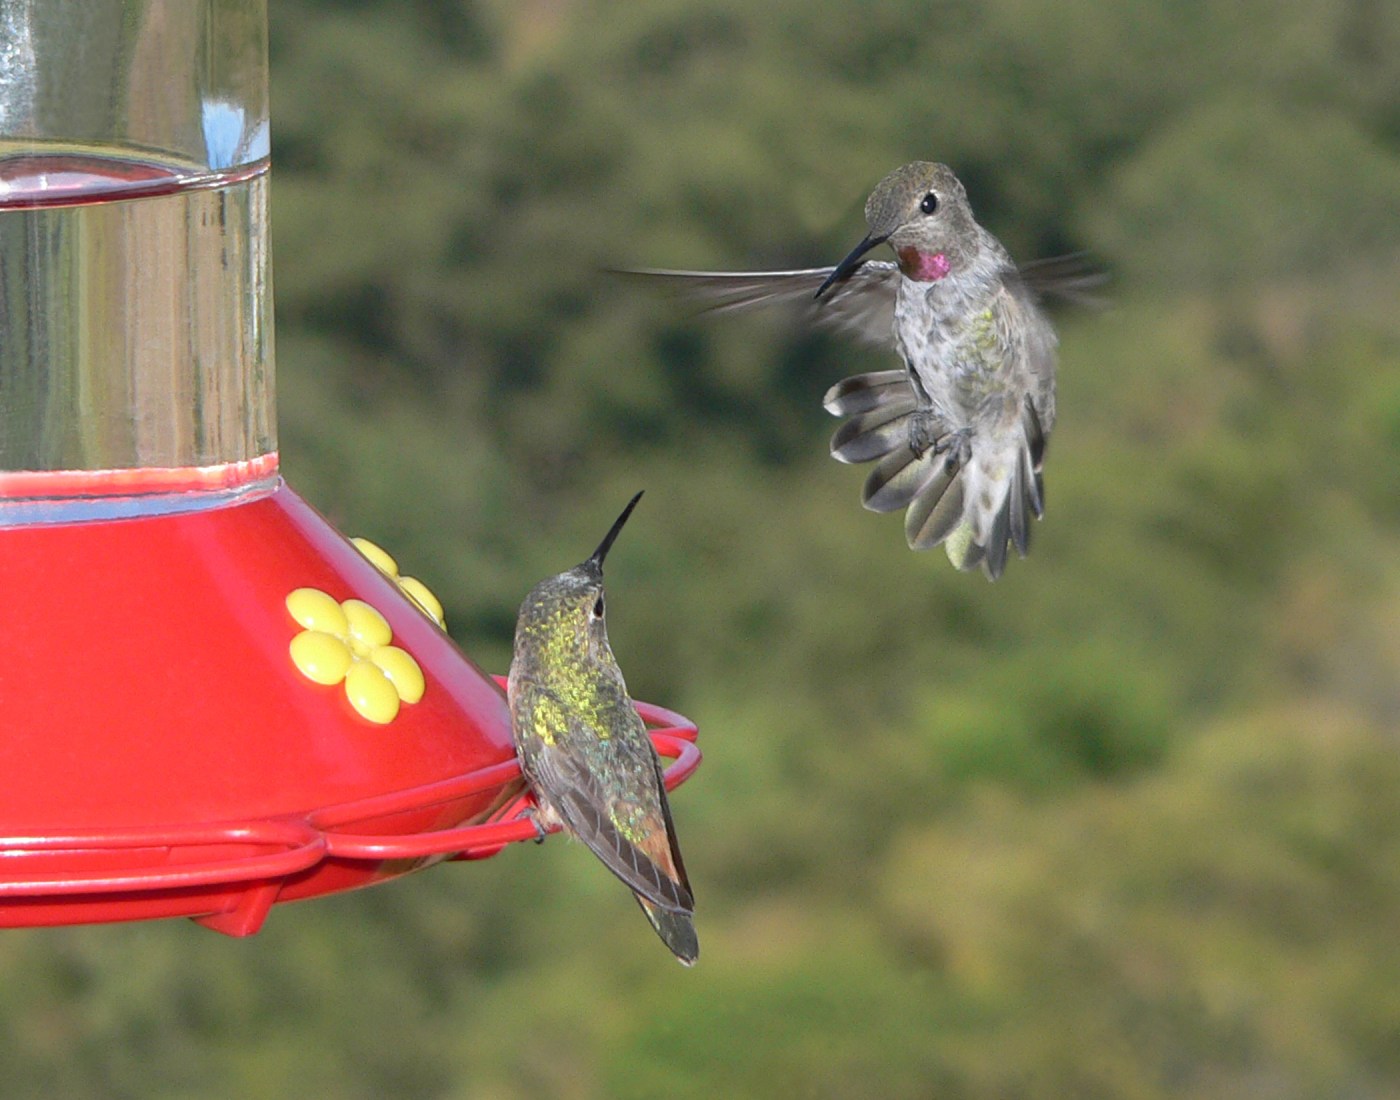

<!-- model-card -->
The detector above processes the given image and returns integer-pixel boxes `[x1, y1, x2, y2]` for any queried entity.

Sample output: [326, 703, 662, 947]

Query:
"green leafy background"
[7, 1, 1400, 1095]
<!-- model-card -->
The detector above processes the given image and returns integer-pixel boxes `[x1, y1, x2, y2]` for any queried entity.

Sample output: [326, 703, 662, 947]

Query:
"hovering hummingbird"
[635, 162, 1099, 580]
[507, 491, 698, 965]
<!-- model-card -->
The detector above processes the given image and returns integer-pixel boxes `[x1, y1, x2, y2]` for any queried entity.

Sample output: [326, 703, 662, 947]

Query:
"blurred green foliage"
[6, 0, 1400, 1095]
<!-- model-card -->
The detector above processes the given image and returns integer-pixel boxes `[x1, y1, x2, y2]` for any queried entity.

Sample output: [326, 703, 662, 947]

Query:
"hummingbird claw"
[523, 807, 548, 844]
[933, 428, 972, 471]
[909, 412, 970, 471]
[907, 409, 942, 457]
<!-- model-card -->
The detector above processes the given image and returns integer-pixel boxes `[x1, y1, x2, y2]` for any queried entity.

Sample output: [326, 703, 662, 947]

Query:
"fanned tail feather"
[905, 471, 966, 550]
[829, 397, 920, 463]
[983, 496, 1011, 578]
[823, 370, 911, 416]
[1022, 397, 1047, 519]
[943, 523, 982, 571]
[1009, 455, 1031, 557]
[862, 446, 949, 514]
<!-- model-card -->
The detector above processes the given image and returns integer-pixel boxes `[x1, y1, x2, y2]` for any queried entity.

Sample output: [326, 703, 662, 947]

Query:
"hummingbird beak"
[815, 232, 888, 299]
[586, 490, 644, 572]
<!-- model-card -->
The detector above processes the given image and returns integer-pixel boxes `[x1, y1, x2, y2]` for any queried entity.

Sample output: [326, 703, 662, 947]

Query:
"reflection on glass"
[0, 0, 275, 506]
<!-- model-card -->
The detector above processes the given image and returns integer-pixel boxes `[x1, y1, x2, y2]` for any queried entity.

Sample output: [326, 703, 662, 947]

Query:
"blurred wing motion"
[624, 253, 1104, 346]
[622, 261, 901, 347]
[513, 684, 698, 965]
[1010, 253, 1110, 310]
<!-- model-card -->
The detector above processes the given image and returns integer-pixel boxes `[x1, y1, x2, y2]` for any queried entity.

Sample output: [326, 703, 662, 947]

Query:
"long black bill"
[587, 490, 644, 571]
[815, 232, 888, 299]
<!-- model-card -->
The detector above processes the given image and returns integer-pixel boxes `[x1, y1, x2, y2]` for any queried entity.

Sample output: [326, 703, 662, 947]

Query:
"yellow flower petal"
[345, 660, 401, 724]
[290, 630, 353, 685]
[350, 537, 399, 578]
[286, 588, 349, 636]
[398, 575, 445, 628]
[342, 598, 392, 652]
[371, 645, 425, 704]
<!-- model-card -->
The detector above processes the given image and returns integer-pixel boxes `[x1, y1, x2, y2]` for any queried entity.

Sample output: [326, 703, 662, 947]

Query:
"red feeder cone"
[0, 473, 700, 936]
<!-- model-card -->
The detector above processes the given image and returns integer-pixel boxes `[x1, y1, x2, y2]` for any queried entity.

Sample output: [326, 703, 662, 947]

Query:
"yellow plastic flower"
[350, 537, 447, 629]
[286, 587, 425, 724]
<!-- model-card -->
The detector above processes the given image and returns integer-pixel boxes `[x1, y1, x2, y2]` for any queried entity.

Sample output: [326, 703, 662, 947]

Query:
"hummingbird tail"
[636, 895, 699, 966]
[826, 371, 1049, 580]
[939, 419, 1045, 580]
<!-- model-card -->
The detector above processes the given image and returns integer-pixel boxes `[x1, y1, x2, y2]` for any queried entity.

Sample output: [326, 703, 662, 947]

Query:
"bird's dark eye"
[920, 192, 938, 215]
[591, 595, 605, 618]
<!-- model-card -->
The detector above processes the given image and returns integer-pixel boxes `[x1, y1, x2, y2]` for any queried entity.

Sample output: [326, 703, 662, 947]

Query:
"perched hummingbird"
[507, 491, 698, 966]
[636, 162, 1098, 580]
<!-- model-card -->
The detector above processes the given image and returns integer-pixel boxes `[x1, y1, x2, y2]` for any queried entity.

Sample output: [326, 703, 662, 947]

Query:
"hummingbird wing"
[620, 263, 901, 347]
[1013, 253, 1110, 310]
[513, 684, 694, 915]
[635, 894, 699, 966]
[644, 748, 692, 901]
[632, 750, 698, 965]
[623, 254, 1103, 347]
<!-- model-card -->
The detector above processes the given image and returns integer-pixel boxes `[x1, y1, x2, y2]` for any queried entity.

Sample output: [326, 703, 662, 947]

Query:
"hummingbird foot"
[907, 413, 971, 471]
[933, 428, 973, 472]
[910, 417, 972, 473]
[906, 409, 944, 457]
[523, 807, 548, 844]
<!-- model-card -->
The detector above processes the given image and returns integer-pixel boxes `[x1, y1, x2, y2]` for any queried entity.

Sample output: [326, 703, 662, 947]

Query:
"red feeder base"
[0, 481, 699, 935]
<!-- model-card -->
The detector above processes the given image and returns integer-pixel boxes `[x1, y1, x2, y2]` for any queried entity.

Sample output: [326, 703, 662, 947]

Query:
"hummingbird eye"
[591, 595, 605, 619]
[919, 192, 938, 215]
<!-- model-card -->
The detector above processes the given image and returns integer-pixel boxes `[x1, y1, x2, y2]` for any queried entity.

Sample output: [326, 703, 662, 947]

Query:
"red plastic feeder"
[0, 2, 699, 935]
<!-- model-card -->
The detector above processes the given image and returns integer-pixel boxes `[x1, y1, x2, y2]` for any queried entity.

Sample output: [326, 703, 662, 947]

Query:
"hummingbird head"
[816, 162, 977, 298]
[514, 492, 644, 669]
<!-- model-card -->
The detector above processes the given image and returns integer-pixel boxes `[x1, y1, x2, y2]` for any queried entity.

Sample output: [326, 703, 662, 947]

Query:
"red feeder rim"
[0, 691, 699, 937]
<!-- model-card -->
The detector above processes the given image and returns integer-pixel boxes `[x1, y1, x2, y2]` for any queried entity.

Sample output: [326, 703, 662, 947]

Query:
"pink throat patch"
[898, 248, 951, 282]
